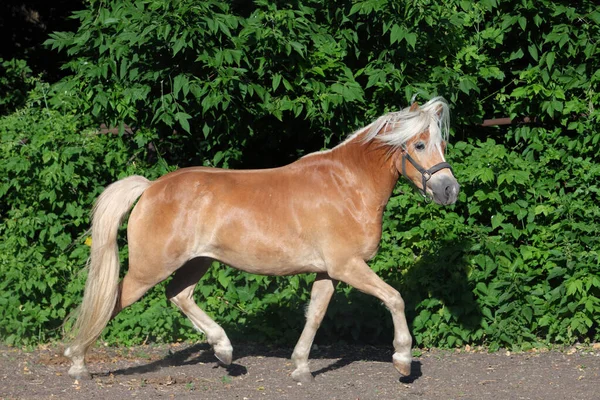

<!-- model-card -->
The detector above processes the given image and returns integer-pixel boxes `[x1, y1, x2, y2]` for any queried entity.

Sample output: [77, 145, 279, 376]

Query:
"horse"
[64, 97, 459, 383]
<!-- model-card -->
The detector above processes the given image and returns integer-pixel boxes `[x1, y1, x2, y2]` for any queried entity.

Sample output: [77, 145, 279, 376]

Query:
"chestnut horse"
[64, 97, 459, 383]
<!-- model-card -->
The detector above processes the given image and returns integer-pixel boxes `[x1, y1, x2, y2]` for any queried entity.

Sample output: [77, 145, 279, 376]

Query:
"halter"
[401, 146, 453, 196]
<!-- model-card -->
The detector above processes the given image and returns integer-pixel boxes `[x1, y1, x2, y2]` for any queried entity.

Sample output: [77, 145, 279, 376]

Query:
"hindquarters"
[124, 172, 214, 282]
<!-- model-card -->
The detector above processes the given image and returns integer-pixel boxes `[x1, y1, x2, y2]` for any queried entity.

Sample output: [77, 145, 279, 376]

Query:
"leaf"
[119, 60, 128, 80]
[482, 307, 494, 320]
[509, 48, 524, 61]
[366, 70, 385, 88]
[405, 32, 417, 49]
[349, 3, 363, 15]
[390, 24, 405, 45]
[458, 76, 479, 94]
[566, 280, 583, 296]
[103, 17, 119, 25]
[480, 168, 494, 183]
[491, 213, 505, 229]
[289, 41, 305, 55]
[174, 112, 192, 133]
[172, 38, 185, 56]
[476, 282, 488, 295]
[589, 11, 600, 24]
[272, 74, 282, 92]
[173, 75, 188, 98]
[213, 151, 224, 166]
[237, 286, 253, 302]
[546, 51, 555, 70]
[528, 44, 538, 61]
[552, 100, 563, 114]
[312, 66, 325, 77]
[522, 307, 533, 323]
[218, 269, 231, 289]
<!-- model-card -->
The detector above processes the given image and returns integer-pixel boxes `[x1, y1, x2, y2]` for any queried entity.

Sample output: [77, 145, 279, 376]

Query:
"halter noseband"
[401, 146, 453, 196]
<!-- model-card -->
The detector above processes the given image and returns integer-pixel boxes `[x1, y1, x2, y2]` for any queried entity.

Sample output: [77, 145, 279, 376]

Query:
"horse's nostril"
[442, 182, 459, 204]
[444, 185, 452, 198]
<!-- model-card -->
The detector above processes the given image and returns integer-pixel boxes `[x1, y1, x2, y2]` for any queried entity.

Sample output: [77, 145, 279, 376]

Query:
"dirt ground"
[1, 342, 599, 400]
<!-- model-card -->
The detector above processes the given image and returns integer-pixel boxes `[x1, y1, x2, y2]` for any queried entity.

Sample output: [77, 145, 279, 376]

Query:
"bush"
[0, 87, 173, 344]
[389, 137, 600, 349]
[44, 0, 511, 168]
[0, 0, 598, 349]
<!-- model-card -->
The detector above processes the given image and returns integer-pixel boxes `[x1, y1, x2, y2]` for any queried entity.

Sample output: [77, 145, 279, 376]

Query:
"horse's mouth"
[428, 176, 460, 205]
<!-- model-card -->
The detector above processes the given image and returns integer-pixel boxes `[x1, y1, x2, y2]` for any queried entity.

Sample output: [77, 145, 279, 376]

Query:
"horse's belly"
[203, 246, 327, 276]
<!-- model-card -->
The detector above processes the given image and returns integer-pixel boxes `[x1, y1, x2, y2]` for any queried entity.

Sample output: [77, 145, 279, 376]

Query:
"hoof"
[68, 366, 92, 381]
[393, 353, 412, 376]
[291, 368, 314, 383]
[214, 344, 233, 366]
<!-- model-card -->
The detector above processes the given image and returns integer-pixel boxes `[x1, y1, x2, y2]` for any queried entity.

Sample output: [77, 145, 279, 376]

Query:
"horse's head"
[391, 101, 460, 205]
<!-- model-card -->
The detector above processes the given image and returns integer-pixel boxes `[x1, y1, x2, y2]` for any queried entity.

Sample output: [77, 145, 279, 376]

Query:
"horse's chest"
[360, 222, 384, 260]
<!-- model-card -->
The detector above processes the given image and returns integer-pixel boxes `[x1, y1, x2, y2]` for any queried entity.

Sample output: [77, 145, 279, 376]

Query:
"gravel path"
[1, 343, 599, 399]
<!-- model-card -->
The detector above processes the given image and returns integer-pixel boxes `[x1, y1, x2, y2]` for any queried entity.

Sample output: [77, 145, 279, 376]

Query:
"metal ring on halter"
[401, 147, 453, 197]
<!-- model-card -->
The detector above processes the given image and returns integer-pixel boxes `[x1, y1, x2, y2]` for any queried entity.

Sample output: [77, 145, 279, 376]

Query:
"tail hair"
[65, 175, 151, 354]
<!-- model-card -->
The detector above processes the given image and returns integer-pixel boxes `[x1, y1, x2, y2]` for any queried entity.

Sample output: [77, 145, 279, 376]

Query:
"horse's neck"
[330, 136, 400, 208]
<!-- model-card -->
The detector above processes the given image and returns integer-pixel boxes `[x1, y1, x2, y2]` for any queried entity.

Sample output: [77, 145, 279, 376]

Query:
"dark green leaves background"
[1, 0, 598, 349]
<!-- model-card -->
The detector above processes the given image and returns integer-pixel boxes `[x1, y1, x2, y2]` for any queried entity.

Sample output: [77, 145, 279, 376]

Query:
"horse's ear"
[409, 102, 420, 112]
[435, 104, 444, 118]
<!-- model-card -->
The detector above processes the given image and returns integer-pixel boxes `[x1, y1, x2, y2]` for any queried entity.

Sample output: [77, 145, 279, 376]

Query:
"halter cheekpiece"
[401, 146, 453, 196]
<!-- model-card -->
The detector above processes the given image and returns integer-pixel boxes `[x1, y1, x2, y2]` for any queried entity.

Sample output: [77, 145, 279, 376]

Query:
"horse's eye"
[415, 142, 426, 151]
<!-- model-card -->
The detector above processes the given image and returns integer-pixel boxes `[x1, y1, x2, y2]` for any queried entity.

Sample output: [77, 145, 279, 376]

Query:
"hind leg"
[166, 258, 233, 365]
[65, 349, 91, 380]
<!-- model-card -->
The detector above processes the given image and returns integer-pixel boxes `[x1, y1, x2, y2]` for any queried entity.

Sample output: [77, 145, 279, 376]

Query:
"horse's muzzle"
[428, 175, 460, 205]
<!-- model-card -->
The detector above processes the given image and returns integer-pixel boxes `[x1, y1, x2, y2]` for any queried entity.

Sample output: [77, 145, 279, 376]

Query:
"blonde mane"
[358, 97, 450, 151]
[301, 97, 450, 160]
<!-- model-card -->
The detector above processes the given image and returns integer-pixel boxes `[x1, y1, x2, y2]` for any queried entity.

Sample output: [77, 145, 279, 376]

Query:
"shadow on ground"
[99, 342, 423, 383]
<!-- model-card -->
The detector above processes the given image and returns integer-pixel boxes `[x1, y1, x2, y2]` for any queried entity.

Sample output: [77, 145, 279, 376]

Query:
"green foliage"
[43, 0, 370, 167]
[1, 0, 598, 349]
[0, 90, 173, 345]
[385, 137, 600, 350]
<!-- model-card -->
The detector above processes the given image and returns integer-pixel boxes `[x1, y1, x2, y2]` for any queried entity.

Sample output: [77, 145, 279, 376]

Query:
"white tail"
[65, 175, 151, 356]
